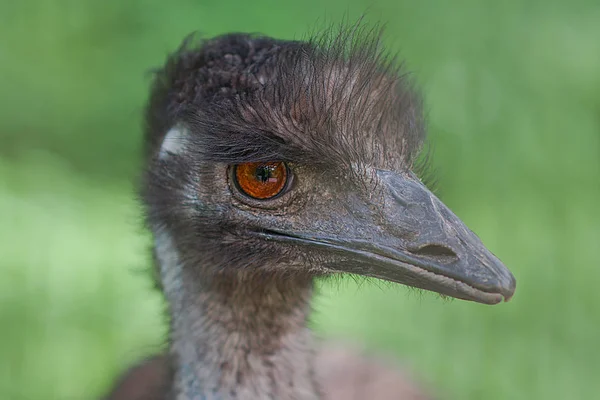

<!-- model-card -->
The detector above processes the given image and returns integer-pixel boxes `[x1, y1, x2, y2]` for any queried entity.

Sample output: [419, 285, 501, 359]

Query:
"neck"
[155, 231, 320, 400]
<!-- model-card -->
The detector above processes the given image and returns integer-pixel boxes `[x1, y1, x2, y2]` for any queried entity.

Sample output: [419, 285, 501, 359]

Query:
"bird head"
[143, 27, 516, 304]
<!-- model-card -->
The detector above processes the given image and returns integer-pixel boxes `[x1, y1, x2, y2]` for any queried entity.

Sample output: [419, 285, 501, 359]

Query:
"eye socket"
[233, 162, 289, 200]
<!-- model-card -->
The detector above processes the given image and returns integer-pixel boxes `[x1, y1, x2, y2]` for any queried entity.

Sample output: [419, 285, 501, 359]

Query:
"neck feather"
[155, 230, 321, 400]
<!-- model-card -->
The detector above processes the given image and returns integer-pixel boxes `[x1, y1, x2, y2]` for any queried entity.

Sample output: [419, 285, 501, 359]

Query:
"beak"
[258, 170, 516, 305]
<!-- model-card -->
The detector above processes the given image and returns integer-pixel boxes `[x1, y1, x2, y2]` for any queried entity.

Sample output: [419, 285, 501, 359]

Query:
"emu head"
[143, 29, 516, 304]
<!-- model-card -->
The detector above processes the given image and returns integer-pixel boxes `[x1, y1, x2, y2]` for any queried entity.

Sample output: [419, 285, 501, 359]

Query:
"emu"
[104, 25, 516, 400]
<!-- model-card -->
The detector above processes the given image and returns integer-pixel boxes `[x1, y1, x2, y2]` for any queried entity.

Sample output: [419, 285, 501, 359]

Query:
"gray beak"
[258, 169, 516, 305]
[356, 170, 516, 304]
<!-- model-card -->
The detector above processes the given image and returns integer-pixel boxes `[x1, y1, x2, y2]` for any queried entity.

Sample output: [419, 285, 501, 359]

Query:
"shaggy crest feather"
[144, 23, 426, 174]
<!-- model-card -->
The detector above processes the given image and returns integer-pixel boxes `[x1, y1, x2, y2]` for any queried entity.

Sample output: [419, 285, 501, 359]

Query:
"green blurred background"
[1, 1, 599, 399]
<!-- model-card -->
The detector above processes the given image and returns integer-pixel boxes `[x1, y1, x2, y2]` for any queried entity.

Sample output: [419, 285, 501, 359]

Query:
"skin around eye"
[234, 162, 288, 200]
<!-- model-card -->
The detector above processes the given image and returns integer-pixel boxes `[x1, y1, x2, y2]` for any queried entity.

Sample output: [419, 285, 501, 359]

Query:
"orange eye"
[234, 162, 288, 200]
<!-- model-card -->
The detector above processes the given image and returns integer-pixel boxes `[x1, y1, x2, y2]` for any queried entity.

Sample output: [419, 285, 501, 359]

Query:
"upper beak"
[259, 169, 516, 305]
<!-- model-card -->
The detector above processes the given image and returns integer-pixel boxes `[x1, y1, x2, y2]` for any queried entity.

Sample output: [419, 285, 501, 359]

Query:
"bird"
[103, 23, 516, 400]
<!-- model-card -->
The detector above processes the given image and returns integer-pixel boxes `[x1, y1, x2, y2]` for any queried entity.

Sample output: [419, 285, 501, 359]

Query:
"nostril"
[411, 244, 458, 262]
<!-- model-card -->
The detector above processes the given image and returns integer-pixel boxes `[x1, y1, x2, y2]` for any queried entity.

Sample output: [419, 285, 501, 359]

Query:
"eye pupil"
[233, 162, 288, 200]
[255, 166, 272, 183]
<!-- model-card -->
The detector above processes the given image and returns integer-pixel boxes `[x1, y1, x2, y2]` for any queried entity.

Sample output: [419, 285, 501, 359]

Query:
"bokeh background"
[1, 1, 599, 399]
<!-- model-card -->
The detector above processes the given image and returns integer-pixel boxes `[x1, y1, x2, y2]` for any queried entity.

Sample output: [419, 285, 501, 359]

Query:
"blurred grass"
[1, 1, 599, 399]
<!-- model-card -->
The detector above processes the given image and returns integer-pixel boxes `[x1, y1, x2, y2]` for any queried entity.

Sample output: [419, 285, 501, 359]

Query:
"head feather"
[144, 22, 426, 174]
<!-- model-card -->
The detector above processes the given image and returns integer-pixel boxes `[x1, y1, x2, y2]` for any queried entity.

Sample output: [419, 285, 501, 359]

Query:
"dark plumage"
[144, 26, 422, 168]
[104, 23, 515, 400]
